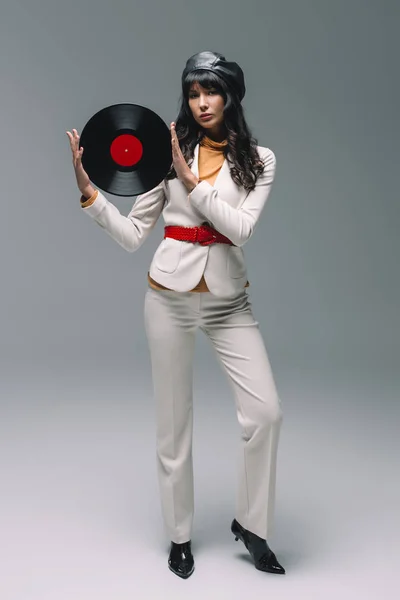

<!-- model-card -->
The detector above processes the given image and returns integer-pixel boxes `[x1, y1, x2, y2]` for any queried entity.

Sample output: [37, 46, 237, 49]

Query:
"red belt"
[164, 224, 234, 246]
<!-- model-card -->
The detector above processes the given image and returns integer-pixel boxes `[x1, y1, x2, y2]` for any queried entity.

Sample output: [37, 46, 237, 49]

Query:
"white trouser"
[143, 285, 283, 544]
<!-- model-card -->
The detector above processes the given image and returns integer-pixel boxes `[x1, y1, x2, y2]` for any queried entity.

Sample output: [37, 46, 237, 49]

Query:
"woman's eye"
[189, 91, 217, 100]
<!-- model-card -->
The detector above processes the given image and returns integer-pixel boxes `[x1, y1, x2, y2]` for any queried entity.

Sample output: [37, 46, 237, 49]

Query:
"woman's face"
[188, 81, 225, 132]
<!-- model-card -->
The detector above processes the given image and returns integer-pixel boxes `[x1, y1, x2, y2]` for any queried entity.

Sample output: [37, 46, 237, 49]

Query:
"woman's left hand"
[170, 122, 198, 191]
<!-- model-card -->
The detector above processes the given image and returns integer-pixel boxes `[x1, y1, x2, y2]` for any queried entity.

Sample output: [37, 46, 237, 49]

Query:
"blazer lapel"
[212, 155, 230, 192]
[190, 143, 200, 178]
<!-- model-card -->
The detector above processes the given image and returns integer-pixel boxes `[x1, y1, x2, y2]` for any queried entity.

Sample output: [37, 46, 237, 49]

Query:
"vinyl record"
[79, 103, 172, 196]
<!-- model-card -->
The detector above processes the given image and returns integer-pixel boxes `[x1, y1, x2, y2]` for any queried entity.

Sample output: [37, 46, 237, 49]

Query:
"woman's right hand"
[66, 128, 95, 199]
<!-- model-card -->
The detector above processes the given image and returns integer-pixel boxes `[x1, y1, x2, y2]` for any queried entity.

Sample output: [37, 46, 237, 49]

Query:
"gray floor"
[1, 360, 398, 600]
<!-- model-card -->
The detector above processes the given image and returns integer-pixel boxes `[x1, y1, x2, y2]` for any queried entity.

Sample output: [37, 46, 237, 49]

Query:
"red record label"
[110, 134, 143, 167]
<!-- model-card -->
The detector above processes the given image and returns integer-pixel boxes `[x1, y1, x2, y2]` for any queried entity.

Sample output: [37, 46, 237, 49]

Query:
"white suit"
[81, 143, 283, 543]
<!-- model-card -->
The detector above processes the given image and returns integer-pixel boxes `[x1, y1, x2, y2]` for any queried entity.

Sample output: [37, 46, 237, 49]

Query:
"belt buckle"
[197, 224, 217, 246]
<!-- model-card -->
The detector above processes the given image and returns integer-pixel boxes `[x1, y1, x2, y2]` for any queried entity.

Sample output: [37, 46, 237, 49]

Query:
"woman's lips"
[200, 114, 213, 120]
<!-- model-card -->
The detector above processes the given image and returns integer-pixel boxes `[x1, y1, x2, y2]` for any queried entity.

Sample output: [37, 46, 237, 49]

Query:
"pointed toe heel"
[168, 540, 195, 579]
[230, 518, 286, 575]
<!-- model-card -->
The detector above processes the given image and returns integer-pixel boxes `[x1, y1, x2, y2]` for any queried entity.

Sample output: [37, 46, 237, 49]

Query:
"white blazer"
[81, 143, 276, 297]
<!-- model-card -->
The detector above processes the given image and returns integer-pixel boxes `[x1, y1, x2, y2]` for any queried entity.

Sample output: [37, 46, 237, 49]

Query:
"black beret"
[182, 51, 246, 102]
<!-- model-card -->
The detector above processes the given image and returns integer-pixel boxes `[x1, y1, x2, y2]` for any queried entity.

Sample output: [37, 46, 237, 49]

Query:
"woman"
[66, 50, 285, 579]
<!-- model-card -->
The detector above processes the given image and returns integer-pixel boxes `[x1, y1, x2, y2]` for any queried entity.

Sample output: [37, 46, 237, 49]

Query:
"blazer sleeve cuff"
[80, 189, 107, 218]
[187, 180, 213, 211]
[80, 188, 98, 207]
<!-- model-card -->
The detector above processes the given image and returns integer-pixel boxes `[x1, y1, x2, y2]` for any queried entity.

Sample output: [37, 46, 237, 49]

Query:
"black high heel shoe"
[168, 540, 195, 578]
[231, 519, 285, 574]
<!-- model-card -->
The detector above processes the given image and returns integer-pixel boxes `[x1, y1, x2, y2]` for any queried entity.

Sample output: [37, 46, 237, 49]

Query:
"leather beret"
[182, 51, 246, 101]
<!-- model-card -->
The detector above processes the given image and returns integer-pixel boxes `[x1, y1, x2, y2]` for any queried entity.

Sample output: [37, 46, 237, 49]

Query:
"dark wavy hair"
[165, 69, 265, 192]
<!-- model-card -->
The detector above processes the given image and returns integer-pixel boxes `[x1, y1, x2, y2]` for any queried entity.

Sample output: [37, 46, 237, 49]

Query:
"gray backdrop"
[0, 1, 398, 598]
